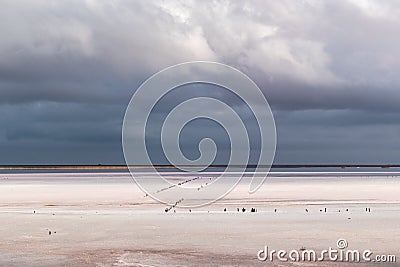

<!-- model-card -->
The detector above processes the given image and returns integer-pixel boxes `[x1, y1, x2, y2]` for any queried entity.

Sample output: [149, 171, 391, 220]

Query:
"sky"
[1, 0, 400, 165]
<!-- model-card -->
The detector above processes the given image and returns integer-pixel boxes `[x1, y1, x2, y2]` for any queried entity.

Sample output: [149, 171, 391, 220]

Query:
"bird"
[223, 208, 227, 212]
[242, 208, 246, 212]
[305, 209, 309, 213]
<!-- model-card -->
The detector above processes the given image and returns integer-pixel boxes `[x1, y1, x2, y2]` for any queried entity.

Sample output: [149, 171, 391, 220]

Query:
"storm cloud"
[1, 0, 400, 164]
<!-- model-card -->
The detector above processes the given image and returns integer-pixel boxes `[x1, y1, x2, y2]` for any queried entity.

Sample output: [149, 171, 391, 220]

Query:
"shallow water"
[0, 171, 399, 266]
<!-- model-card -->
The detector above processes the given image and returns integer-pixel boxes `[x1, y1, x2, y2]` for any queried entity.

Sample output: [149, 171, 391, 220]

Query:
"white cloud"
[348, 0, 400, 20]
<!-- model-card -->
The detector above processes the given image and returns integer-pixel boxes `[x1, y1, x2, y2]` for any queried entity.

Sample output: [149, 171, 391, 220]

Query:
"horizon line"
[0, 164, 399, 170]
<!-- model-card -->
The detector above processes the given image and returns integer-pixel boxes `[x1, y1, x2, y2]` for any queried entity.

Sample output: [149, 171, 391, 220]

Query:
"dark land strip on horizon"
[0, 164, 399, 170]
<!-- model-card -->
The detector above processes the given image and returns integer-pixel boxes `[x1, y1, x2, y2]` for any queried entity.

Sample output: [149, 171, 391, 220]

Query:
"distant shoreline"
[0, 164, 399, 170]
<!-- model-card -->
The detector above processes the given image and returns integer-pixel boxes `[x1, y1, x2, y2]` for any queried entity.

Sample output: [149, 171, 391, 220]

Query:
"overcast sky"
[1, 0, 400, 165]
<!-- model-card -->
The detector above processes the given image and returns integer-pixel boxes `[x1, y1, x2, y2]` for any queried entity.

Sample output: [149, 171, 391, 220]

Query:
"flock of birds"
[164, 206, 373, 215]
[150, 176, 375, 216]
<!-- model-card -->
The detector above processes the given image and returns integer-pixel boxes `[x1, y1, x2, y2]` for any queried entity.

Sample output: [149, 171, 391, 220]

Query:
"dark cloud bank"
[1, 0, 400, 164]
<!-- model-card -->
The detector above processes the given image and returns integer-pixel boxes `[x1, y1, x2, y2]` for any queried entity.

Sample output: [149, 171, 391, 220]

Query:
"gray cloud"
[0, 0, 399, 164]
